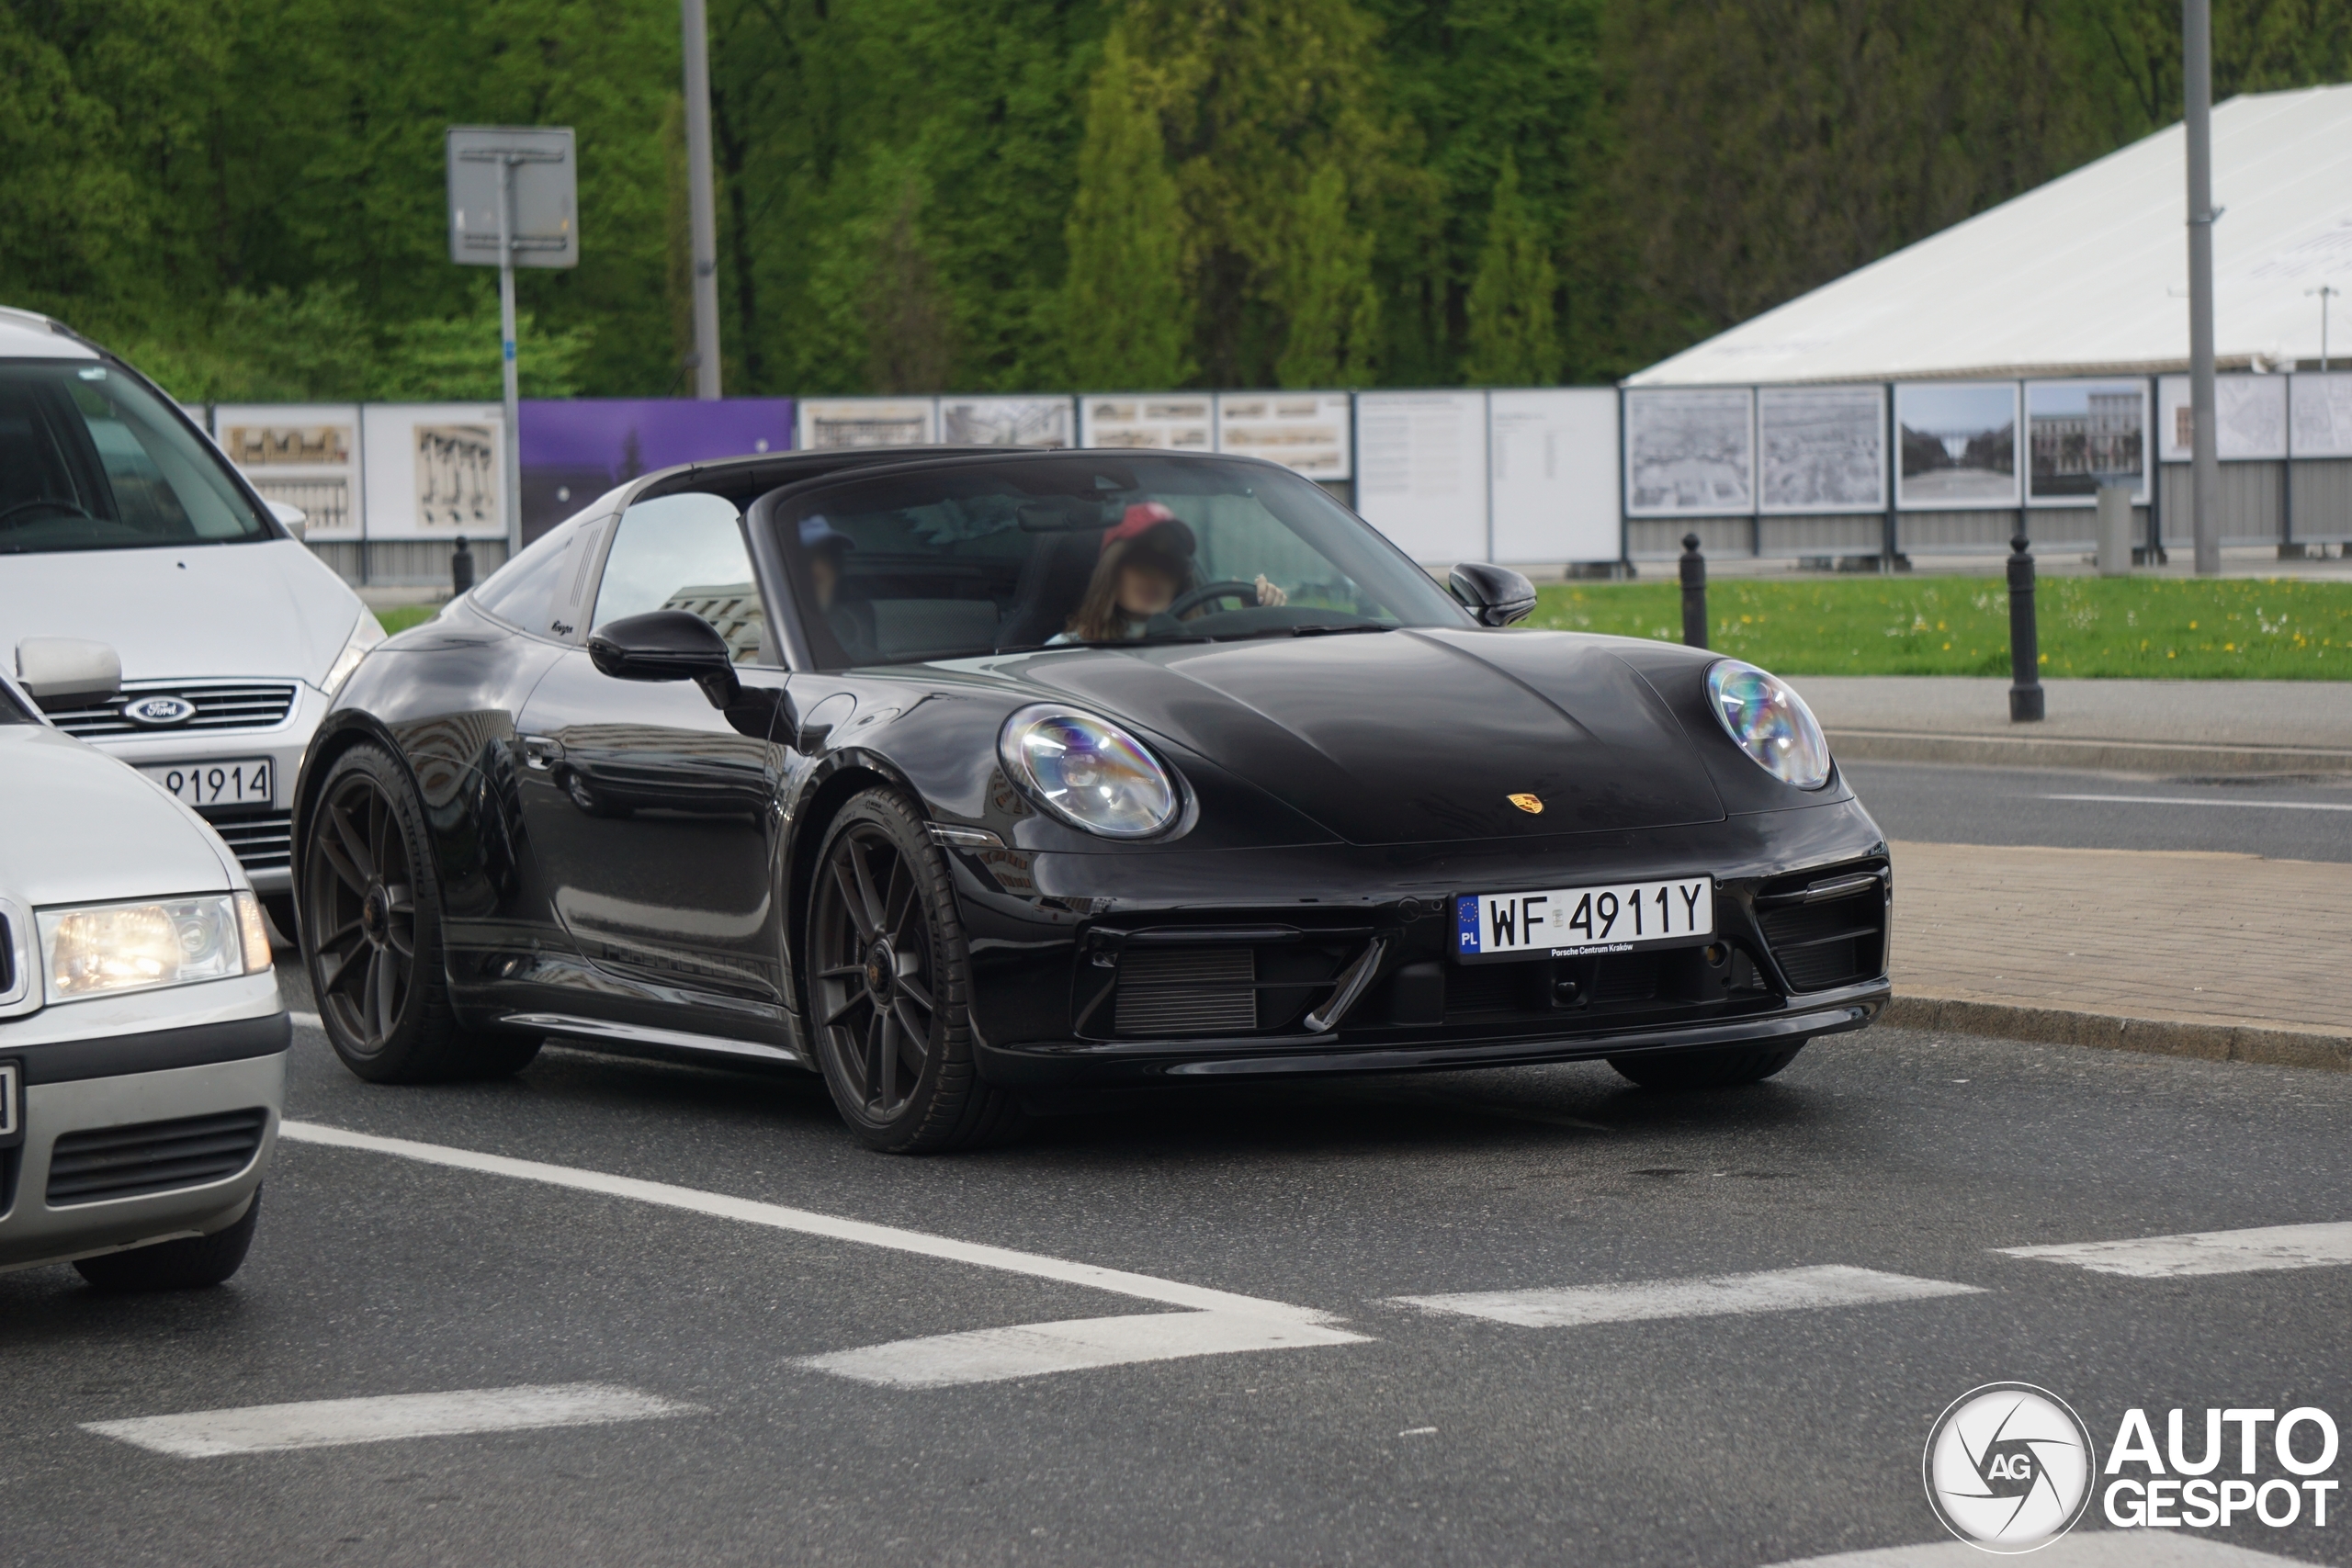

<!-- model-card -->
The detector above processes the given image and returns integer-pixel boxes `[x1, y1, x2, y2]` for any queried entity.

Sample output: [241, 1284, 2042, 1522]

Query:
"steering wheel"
[0, 497, 94, 530]
[1169, 580, 1261, 619]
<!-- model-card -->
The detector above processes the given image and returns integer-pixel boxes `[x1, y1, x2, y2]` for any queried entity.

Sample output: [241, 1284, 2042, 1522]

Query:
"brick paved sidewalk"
[1886, 839, 2352, 1069]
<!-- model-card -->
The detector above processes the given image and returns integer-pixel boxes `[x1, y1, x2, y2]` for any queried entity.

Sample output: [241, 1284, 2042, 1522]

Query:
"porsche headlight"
[998, 705, 1180, 838]
[322, 611, 387, 696]
[1706, 660, 1832, 789]
[39, 892, 271, 1002]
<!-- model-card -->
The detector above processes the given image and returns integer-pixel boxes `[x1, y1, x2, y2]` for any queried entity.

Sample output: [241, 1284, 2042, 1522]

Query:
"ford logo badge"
[123, 695, 197, 726]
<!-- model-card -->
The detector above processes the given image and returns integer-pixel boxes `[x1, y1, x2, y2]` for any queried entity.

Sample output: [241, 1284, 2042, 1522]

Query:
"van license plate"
[139, 759, 275, 807]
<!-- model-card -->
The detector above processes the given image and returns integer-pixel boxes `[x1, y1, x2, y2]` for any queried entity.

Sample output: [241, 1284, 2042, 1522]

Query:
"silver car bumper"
[0, 975, 288, 1274]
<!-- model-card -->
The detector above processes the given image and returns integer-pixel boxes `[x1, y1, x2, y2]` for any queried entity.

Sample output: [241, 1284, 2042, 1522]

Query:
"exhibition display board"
[797, 398, 937, 450]
[1757, 386, 1883, 514]
[1354, 390, 1490, 562]
[2157, 374, 2289, 461]
[214, 403, 362, 538]
[1623, 388, 1753, 517]
[2290, 373, 2352, 458]
[2023, 378, 2148, 505]
[1213, 392, 1352, 479]
[1894, 382, 2019, 510]
[938, 396, 1074, 448]
[359, 404, 505, 540]
[1078, 394, 1215, 452]
[1488, 389, 1618, 562]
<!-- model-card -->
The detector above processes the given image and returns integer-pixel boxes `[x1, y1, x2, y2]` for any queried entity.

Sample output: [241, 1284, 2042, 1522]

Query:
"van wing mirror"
[266, 500, 308, 542]
[16, 637, 122, 711]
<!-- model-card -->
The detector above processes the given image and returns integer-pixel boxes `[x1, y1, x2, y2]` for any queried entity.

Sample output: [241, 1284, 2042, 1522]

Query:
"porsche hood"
[1013, 628, 1726, 846]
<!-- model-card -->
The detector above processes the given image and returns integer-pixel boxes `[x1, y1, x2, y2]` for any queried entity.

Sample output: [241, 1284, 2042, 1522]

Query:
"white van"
[0, 307, 381, 938]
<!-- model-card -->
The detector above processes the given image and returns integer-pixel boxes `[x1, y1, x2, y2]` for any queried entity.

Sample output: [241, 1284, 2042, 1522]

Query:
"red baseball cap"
[1100, 502, 1195, 557]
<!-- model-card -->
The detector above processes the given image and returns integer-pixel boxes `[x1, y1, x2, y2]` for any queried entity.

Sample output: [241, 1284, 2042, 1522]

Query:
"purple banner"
[519, 397, 795, 541]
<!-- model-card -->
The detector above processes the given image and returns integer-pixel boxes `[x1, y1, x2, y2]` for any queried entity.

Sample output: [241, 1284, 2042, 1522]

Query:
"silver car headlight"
[1706, 660, 1832, 789]
[39, 892, 272, 1003]
[322, 611, 387, 696]
[998, 705, 1181, 838]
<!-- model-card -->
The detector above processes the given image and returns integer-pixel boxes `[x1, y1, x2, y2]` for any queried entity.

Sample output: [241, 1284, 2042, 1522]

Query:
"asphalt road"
[3, 989, 2346, 1566]
[1842, 759, 2352, 861]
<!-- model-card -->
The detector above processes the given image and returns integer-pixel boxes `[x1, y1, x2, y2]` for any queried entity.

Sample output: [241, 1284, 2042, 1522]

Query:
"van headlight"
[1706, 660, 1832, 789]
[998, 705, 1181, 838]
[39, 892, 272, 1002]
[322, 612, 387, 696]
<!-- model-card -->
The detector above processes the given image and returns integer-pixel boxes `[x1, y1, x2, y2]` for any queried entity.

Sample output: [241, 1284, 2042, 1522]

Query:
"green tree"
[1461, 152, 1559, 385]
[1271, 165, 1381, 387]
[1060, 26, 1192, 389]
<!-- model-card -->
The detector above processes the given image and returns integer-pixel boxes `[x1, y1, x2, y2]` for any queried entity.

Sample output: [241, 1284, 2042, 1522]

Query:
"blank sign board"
[447, 126, 578, 269]
[1488, 389, 1618, 563]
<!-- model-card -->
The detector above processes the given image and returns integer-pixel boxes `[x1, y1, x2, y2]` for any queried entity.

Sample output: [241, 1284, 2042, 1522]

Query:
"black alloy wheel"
[300, 743, 540, 1083]
[808, 789, 1024, 1153]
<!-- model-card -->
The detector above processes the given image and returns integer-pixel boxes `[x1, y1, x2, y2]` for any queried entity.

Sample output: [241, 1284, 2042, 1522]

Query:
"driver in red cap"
[1054, 502, 1285, 644]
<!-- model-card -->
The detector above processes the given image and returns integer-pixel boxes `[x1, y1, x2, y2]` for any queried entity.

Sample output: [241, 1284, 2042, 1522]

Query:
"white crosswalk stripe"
[799, 1311, 1368, 1389]
[84, 1383, 695, 1458]
[1996, 1220, 2352, 1278]
[1390, 1264, 1982, 1327]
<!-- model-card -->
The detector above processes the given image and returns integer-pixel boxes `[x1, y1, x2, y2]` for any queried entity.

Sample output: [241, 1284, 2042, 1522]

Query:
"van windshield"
[0, 360, 268, 554]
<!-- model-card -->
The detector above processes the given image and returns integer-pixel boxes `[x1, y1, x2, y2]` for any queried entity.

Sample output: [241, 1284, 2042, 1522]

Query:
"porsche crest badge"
[1507, 793, 1544, 815]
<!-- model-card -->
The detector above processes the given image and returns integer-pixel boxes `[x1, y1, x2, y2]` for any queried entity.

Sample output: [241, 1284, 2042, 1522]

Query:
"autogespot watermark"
[1924, 1386, 2342, 1553]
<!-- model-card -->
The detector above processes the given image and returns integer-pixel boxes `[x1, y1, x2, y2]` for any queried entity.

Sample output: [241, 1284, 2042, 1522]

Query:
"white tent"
[1628, 84, 2352, 388]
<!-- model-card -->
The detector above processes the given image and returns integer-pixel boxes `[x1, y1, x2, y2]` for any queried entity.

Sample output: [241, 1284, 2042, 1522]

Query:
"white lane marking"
[279, 1120, 1317, 1319]
[2040, 793, 2352, 812]
[1760, 1532, 2310, 1565]
[83, 1383, 694, 1459]
[289, 1010, 322, 1029]
[1996, 1219, 2352, 1277]
[800, 1311, 1367, 1389]
[1392, 1264, 1981, 1328]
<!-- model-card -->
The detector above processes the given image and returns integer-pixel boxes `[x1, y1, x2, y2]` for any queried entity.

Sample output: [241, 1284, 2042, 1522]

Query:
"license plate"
[1455, 877, 1713, 963]
[139, 758, 275, 807]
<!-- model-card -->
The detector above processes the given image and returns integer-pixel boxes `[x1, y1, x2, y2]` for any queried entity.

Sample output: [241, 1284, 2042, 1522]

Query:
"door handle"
[520, 734, 564, 771]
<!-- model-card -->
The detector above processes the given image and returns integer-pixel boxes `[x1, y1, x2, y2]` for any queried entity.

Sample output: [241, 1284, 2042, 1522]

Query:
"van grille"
[1113, 948, 1256, 1036]
[47, 681, 298, 738]
[46, 1109, 268, 1206]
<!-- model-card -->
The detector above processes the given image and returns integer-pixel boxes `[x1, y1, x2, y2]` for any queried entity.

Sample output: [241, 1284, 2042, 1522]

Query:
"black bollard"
[451, 535, 475, 595]
[1679, 533, 1708, 649]
[2007, 532, 2043, 722]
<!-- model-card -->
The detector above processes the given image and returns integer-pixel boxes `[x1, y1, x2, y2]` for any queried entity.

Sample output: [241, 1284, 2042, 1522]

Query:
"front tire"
[300, 743, 542, 1083]
[807, 789, 1025, 1153]
[1608, 1043, 1804, 1089]
[74, 1190, 262, 1291]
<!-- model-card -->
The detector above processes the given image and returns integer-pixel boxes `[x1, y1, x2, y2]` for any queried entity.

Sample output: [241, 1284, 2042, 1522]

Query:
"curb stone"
[1827, 728, 2352, 775]
[1883, 995, 2352, 1073]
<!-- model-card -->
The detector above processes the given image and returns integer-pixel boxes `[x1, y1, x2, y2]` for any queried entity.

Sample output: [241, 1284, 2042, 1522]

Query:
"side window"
[475, 516, 598, 636]
[590, 492, 764, 663]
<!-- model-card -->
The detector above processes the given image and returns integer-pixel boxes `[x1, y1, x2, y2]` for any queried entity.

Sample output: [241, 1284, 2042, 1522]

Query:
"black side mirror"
[1448, 562, 1538, 627]
[587, 610, 741, 707]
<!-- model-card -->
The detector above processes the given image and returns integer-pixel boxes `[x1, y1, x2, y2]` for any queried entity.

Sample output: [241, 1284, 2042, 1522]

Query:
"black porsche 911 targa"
[293, 446, 1891, 1151]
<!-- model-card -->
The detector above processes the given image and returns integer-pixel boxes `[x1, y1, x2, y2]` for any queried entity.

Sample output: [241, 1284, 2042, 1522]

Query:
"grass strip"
[1528, 575, 2352, 680]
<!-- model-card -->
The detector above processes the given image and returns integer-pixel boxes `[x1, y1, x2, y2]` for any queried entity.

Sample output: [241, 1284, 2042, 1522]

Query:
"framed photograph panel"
[939, 396, 1073, 448]
[2291, 373, 2352, 458]
[1758, 385, 1884, 514]
[2024, 379, 2148, 506]
[2157, 375, 2289, 461]
[797, 398, 936, 451]
[1077, 395, 1213, 452]
[1894, 382, 2019, 510]
[1213, 392, 1352, 479]
[1623, 388, 1753, 516]
[359, 403, 504, 539]
[214, 403, 362, 539]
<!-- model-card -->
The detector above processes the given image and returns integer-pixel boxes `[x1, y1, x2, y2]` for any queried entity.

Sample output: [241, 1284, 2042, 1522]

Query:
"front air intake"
[46, 1109, 267, 1206]
[1113, 948, 1257, 1036]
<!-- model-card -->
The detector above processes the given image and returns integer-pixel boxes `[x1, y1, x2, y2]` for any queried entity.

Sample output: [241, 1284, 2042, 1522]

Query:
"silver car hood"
[0, 539, 363, 687]
[0, 728, 238, 908]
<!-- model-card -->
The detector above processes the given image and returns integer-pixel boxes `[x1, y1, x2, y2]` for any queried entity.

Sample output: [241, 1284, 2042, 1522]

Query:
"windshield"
[766, 454, 1468, 670]
[0, 360, 267, 554]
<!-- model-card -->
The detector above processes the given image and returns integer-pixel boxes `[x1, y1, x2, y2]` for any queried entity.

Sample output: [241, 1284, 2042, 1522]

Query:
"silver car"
[0, 651, 285, 1289]
[0, 306, 382, 938]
